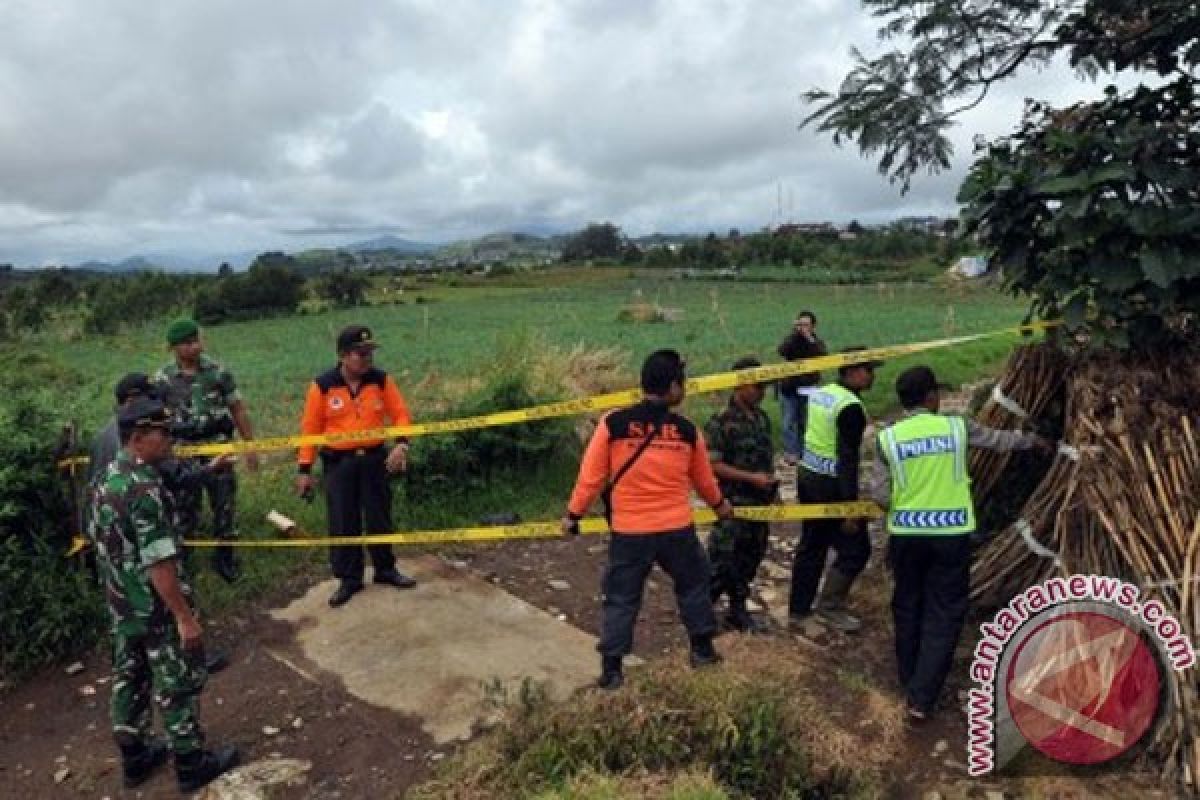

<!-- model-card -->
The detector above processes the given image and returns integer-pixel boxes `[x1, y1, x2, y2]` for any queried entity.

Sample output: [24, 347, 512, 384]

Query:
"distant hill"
[435, 231, 564, 262]
[345, 235, 437, 254]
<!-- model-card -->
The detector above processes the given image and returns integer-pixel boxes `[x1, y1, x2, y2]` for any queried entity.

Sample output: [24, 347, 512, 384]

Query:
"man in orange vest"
[562, 349, 734, 689]
[295, 325, 418, 608]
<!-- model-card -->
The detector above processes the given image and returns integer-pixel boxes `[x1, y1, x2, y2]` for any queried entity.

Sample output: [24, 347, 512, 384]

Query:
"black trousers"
[788, 473, 870, 615]
[888, 534, 971, 712]
[322, 447, 396, 585]
[598, 527, 716, 658]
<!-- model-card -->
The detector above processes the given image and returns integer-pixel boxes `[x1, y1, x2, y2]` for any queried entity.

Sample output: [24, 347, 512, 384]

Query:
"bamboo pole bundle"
[967, 344, 1200, 787]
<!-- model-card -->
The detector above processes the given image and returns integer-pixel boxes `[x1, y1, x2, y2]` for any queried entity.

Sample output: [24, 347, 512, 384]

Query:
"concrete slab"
[269, 555, 598, 744]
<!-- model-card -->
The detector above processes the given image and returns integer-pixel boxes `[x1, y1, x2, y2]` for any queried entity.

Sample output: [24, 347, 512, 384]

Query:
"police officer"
[295, 325, 418, 608]
[90, 396, 239, 792]
[154, 318, 258, 583]
[787, 347, 880, 633]
[871, 366, 1051, 721]
[562, 349, 734, 690]
[705, 356, 778, 634]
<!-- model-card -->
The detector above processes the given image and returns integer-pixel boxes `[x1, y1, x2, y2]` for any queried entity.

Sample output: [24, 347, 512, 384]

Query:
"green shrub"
[416, 668, 872, 799]
[0, 394, 104, 683]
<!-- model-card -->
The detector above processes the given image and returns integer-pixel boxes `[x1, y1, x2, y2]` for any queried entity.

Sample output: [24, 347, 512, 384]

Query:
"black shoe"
[726, 604, 768, 635]
[212, 546, 240, 583]
[597, 656, 624, 690]
[374, 568, 417, 589]
[688, 635, 722, 668]
[205, 648, 230, 675]
[176, 745, 240, 793]
[328, 582, 363, 608]
[120, 739, 169, 788]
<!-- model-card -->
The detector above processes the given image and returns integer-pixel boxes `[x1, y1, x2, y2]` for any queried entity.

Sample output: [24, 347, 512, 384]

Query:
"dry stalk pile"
[968, 342, 1200, 788]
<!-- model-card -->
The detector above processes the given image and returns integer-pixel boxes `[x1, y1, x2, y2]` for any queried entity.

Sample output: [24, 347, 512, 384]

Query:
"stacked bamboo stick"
[967, 343, 1200, 789]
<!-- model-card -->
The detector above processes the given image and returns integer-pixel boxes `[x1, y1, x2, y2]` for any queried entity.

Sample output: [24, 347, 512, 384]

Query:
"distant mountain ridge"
[344, 235, 438, 254]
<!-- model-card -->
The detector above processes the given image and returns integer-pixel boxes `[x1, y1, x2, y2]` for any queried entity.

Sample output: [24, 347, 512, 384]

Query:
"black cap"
[114, 372, 155, 405]
[838, 345, 884, 373]
[117, 396, 171, 436]
[731, 356, 773, 386]
[895, 366, 953, 408]
[337, 325, 379, 353]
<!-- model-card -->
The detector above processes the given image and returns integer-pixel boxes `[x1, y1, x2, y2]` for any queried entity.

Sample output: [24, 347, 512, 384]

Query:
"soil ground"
[0, 399, 1185, 800]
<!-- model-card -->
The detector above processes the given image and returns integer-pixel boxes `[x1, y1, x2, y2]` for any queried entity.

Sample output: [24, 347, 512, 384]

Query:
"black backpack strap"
[601, 426, 660, 527]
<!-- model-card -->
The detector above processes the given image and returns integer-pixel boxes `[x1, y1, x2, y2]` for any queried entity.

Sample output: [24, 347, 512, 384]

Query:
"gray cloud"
[0, 0, 1104, 265]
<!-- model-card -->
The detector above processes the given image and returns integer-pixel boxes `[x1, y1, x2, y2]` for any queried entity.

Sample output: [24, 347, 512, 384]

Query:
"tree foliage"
[194, 255, 305, 324]
[562, 223, 624, 261]
[803, 0, 1200, 342]
[315, 268, 371, 307]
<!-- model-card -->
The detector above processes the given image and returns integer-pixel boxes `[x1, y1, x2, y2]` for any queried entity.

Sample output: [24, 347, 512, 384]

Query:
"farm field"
[41, 275, 1029, 440]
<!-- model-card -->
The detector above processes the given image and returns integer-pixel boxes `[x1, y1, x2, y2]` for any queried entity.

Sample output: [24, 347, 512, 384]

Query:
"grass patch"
[411, 638, 898, 800]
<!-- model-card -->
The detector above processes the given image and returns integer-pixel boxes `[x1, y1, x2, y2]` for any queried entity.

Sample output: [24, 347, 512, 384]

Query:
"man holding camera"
[154, 318, 258, 583]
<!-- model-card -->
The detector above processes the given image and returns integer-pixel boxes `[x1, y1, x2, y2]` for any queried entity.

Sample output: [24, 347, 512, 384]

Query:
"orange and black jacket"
[297, 366, 411, 471]
[567, 400, 724, 534]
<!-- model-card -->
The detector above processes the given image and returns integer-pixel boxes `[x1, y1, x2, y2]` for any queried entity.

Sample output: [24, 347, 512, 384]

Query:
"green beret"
[166, 317, 199, 346]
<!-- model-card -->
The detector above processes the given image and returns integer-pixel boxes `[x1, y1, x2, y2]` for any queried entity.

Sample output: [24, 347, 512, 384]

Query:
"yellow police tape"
[166, 321, 1056, 458]
[66, 501, 882, 554]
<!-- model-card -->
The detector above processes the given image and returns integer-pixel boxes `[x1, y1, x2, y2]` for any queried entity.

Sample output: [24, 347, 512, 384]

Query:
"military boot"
[176, 745, 240, 793]
[814, 569, 862, 633]
[688, 634, 722, 668]
[597, 655, 624, 690]
[726, 595, 768, 634]
[119, 739, 169, 788]
[212, 545, 240, 583]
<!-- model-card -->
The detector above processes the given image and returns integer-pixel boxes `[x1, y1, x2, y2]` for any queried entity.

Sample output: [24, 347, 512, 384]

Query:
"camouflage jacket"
[154, 353, 241, 443]
[90, 450, 191, 635]
[705, 400, 775, 504]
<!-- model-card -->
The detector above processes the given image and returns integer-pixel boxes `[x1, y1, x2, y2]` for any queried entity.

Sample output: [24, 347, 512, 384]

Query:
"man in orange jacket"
[562, 349, 734, 689]
[295, 325, 418, 608]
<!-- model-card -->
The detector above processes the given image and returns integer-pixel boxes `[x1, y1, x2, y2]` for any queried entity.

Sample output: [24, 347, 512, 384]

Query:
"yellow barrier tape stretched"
[170, 321, 1056, 457]
[66, 501, 882, 554]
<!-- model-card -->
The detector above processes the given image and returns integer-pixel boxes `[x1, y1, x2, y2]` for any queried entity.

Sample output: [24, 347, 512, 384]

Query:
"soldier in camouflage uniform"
[705, 357, 779, 634]
[90, 396, 239, 792]
[154, 318, 258, 583]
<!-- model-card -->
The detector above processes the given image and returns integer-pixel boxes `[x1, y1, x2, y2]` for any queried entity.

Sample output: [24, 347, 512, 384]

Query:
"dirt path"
[0, 441, 1177, 799]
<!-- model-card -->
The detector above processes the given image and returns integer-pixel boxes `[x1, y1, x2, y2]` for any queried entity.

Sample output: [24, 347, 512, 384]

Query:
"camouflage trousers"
[175, 460, 237, 540]
[110, 622, 207, 755]
[707, 518, 769, 602]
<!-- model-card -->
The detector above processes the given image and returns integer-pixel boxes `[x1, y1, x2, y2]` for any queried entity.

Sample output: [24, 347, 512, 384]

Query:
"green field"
[44, 274, 1028, 437]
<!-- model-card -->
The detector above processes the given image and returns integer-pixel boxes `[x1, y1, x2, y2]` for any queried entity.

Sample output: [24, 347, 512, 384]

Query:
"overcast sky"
[0, 1, 1105, 267]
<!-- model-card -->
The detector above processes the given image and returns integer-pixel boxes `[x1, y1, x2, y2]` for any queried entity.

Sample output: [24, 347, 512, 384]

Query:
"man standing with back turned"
[296, 325, 418, 608]
[871, 366, 1050, 721]
[562, 349, 734, 690]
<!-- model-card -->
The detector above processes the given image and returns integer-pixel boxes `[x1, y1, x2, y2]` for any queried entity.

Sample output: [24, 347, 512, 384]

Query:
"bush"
[412, 667, 873, 799]
[0, 395, 104, 683]
[401, 372, 575, 506]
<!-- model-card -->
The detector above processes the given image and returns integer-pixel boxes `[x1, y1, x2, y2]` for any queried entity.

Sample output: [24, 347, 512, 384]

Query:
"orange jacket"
[297, 366, 411, 468]
[567, 401, 723, 534]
